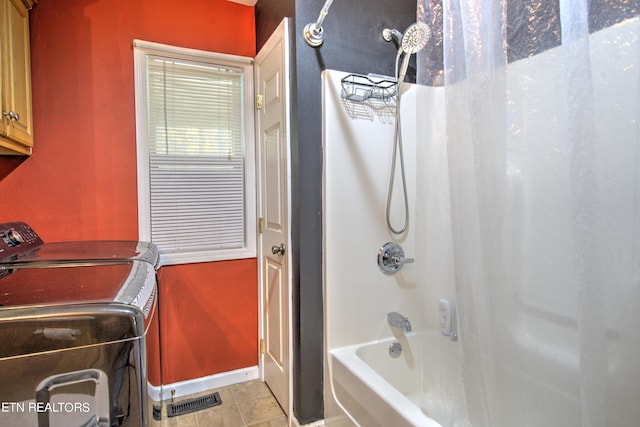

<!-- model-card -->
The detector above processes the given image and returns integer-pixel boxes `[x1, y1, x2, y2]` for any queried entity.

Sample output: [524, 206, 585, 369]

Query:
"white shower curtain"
[417, 1, 640, 426]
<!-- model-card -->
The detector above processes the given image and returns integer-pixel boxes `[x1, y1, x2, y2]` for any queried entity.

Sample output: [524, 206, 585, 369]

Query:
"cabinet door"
[1, 0, 33, 152]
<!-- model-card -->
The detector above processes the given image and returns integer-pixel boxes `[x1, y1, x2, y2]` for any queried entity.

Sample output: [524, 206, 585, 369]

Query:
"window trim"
[133, 39, 256, 266]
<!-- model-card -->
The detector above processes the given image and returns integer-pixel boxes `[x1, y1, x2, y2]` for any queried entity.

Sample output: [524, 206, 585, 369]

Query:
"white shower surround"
[322, 69, 457, 426]
[323, 69, 420, 351]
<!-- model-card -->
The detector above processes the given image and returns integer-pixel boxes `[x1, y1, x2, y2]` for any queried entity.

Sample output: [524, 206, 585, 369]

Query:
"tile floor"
[158, 380, 288, 427]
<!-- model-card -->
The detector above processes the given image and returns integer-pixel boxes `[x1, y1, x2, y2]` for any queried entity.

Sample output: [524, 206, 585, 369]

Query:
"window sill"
[159, 247, 256, 266]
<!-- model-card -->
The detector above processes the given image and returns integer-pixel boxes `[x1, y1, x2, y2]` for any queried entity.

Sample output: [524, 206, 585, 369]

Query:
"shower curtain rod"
[303, 0, 335, 47]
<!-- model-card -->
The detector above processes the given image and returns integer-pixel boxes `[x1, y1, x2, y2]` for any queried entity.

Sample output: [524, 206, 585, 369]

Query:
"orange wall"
[0, 0, 258, 382]
[159, 259, 258, 383]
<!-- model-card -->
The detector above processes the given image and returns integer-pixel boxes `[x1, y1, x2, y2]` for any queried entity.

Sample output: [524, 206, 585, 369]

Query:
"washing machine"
[0, 222, 162, 427]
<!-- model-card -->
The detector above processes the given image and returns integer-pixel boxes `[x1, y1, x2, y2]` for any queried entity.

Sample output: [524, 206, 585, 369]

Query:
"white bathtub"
[329, 332, 462, 427]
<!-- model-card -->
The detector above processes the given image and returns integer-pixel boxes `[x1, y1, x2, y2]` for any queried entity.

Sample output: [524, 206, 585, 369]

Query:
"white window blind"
[134, 41, 255, 265]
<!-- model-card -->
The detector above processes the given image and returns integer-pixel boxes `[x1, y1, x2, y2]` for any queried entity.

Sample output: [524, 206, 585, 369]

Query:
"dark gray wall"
[255, 0, 295, 50]
[255, 0, 416, 423]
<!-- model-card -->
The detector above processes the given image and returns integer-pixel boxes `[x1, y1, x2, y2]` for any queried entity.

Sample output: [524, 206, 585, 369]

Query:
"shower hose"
[386, 47, 411, 235]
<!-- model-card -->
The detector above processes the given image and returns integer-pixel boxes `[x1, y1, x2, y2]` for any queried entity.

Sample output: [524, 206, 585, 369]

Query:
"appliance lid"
[0, 261, 156, 313]
[6, 240, 160, 268]
[0, 222, 159, 268]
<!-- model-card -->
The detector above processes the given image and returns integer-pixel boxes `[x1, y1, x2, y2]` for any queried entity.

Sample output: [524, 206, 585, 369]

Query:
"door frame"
[255, 17, 292, 418]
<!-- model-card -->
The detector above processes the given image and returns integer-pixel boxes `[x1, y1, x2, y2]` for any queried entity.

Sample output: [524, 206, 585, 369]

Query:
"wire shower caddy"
[340, 74, 397, 103]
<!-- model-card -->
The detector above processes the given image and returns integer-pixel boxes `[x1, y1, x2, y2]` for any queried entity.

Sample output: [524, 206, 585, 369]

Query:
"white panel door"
[255, 19, 290, 415]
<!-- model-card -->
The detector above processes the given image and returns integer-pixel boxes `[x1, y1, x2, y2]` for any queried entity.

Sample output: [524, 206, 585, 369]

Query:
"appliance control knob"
[3, 229, 25, 246]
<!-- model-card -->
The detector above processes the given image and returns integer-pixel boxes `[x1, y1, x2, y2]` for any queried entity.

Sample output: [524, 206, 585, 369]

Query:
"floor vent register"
[167, 392, 222, 417]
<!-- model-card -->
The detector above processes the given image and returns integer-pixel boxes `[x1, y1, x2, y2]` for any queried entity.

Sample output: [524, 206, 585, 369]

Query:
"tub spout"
[387, 312, 412, 333]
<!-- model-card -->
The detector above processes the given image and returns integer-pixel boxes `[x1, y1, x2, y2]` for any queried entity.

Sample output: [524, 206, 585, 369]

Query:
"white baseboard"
[148, 366, 259, 402]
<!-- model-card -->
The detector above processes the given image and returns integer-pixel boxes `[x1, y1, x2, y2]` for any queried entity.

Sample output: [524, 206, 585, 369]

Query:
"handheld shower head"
[383, 21, 432, 83]
[401, 21, 430, 54]
[383, 21, 431, 54]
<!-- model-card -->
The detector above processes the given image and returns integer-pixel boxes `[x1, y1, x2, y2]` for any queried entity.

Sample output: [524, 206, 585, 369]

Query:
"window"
[134, 40, 255, 265]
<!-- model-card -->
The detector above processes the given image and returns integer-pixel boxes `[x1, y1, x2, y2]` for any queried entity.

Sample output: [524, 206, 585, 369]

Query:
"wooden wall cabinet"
[0, 0, 35, 156]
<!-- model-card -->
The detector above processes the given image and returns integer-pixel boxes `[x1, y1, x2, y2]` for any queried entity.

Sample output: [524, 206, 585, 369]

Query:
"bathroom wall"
[0, 0, 258, 385]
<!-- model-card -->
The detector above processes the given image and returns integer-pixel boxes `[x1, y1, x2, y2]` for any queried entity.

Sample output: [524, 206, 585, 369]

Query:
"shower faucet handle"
[377, 242, 413, 275]
[390, 255, 414, 265]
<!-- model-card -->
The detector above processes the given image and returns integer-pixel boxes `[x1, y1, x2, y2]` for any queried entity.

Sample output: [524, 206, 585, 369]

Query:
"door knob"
[271, 243, 286, 256]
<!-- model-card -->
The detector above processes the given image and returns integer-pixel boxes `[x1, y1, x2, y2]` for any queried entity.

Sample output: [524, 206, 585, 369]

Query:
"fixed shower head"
[383, 21, 431, 54]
